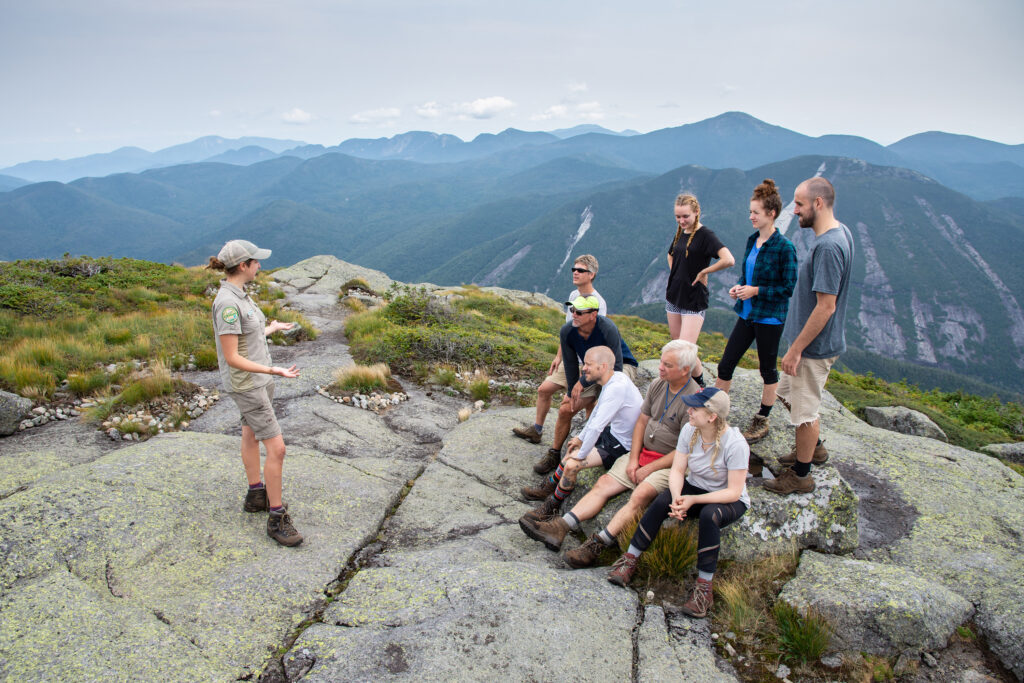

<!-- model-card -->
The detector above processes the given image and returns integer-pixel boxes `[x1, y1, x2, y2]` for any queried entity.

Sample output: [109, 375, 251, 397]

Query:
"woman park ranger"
[209, 239, 303, 547]
[665, 194, 735, 386]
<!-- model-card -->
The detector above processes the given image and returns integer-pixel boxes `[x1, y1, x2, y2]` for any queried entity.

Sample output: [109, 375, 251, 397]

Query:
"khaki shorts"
[545, 363, 638, 401]
[606, 453, 672, 492]
[229, 382, 281, 441]
[777, 355, 837, 426]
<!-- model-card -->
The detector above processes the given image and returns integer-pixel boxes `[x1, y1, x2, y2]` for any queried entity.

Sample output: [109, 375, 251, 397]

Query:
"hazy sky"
[1, 0, 1022, 167]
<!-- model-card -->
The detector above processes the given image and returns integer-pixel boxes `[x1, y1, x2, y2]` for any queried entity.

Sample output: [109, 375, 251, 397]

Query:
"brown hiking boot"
[520, 515, 570, 551]
[747, 452, 764, 478]
[243, 486, 268, 513]
[763, 468, 816, 495]
[778, 441, 829, 466]
[521, 495, 562, 524]
[521, 477, 557, 501]
[565, 534, 608, 569]
[512, 424, 542, 444]
[607, 552, 639, 586]
[678, 577, 714, 618]
[742, 415, 770, 443]
[267, 506, 303, 547]
[533, 448, 561, 474]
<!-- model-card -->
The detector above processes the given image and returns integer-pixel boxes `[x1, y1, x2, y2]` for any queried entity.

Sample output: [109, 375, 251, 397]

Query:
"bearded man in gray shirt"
[765, 177, 854, 496]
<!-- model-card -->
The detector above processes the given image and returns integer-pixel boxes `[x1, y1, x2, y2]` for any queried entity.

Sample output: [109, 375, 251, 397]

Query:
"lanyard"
[658, 378, 693, 426]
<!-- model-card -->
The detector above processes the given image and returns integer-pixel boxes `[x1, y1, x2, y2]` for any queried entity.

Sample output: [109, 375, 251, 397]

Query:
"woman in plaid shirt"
[715, 179, 798, 443]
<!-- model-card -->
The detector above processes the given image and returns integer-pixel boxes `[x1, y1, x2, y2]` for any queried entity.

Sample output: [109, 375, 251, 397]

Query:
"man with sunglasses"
[513, 255, 607, 471]
[519, 295, 639, 510]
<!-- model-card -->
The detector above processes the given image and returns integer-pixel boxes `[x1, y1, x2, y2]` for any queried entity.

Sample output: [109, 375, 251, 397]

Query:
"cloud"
[576, 101, 605, 121]
[452, 96, 515, 119]
[281, 107, 313, 125]
[657, 102, 681, 109]
[568, 81, 588, 93]
[415, 101, 441, 118]
[349, 107, 401, 125]
[720, 83, 737, 96]
[209, 109, 222, 118]
[531, 104, 569, 121]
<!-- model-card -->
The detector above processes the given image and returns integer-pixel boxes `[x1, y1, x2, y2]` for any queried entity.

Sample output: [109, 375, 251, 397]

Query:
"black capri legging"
[630, 482, 747, 574]
[716, 317, 784, 385]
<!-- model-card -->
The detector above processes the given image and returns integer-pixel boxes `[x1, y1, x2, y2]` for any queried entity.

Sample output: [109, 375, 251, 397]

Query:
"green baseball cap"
[565, 295, 601, 311]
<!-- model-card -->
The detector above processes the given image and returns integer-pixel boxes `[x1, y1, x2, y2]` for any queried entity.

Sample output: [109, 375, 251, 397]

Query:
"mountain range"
[1, 112, 1023, 395]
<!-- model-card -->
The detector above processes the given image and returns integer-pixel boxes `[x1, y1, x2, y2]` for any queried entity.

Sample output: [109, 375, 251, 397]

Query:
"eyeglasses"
[569, 307, 597, 315]
[571, 267, 591, 274]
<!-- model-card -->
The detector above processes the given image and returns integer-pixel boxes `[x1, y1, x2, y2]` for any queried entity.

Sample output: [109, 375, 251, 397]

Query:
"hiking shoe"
[565, 534, 608, 569]
[747, 452, 764, 478]
[742, 415, 770, 443]
[607, 553, 639, 586]
[533, 447, 561, 474]
[267, 506, 303, 547]
[521, 477, 557, 501]
[763, 468, 816, 495]
[519, 515, 570, 551]
[521, 494, 562, 524]
[243, 486, 268, 513]
[513, 424, 543, 444]
[678, 578, 714, 618]
[778, 441, 829, 466]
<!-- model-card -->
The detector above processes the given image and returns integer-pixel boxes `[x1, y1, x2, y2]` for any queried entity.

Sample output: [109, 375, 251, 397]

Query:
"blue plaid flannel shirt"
[733, 230, 798, 322]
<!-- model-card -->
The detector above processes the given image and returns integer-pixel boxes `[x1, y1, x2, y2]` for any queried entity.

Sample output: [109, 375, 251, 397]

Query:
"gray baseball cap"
[218, 239, 271, 268]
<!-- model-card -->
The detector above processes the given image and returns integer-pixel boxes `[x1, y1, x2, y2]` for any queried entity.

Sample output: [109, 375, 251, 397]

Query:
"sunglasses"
[569, 306, 597, 315]
[571, 267, 591, 274]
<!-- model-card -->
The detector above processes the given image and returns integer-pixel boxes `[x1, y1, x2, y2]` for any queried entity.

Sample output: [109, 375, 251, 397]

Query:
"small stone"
[775, 663, 791, 679]
[123, 433, 133, 441]
[922, 652, 938, 668]
[725, 631, 736, 640]
[724, 643, 737, 657]
[819, 653, 843, 669]
[107, 428, 120, 440]
[646, 590, 655, 601]
[711, 633, 719, 640]
[474, 400, 485, 411]
[32, 406, 47, 415]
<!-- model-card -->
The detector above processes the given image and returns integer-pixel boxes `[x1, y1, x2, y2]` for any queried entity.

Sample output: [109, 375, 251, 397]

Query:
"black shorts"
[595, 425, 629, 470]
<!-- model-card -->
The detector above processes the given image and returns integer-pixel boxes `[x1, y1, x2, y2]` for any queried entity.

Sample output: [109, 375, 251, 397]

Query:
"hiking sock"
[553, 483, 573, 502]
[248, 482, 265, 490]
[758, 403, 773, 417]
[793, 460, 812, 477]
[533, 423, 543, 433]
[698, 570, 714, 582]
[269, 505, 285, 514]
[693, 373, 705, 388]
[597, 528, 616, 546]
[548, 464, 564, 485]
[563, 511, 580, 530]
[626, 544, 643, 557]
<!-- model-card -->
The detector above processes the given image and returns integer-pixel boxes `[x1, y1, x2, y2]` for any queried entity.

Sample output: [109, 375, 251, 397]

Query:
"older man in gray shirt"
[766, 177, 854, 495]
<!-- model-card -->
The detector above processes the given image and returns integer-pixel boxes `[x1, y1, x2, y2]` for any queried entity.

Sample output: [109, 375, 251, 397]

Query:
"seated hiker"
[607, 387, 749, 620]
[516, 294, 639, 476]
[512, 255, 607, 465]
[519, 340, 700, 569]
[519, 345, 642, 543]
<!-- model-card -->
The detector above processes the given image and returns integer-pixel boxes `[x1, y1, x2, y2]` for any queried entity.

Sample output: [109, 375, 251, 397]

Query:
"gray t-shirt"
[676, 424, 750, 507]
[213, 280, 273, 393]
[640, 377, 699, 454]
[783, 223, 855, 359]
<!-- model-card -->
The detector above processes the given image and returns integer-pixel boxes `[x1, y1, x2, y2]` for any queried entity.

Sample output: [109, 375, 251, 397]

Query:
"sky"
[1, 0, 1022, 168]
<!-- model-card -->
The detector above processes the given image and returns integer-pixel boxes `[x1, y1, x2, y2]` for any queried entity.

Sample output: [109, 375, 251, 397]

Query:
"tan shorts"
[229, 382, 281, 441]
[546, 363, 638, 400]
[606, 453, 672, 492]
[777, 355, 837, 426]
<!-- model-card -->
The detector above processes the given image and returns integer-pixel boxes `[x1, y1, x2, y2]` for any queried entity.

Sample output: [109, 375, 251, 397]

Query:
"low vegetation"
[329, 363, 391, 394]
[0, 256, 314, 403]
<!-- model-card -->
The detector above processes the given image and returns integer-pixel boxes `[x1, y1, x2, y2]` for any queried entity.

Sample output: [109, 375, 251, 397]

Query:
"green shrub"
[104, 328, 134, 345]
[193, 347, 219, 370]
[773, 601, 831, 665]
[429, 367, 459, 387]
[67, 370, 111, 396]
[468, 379, 490, 402]
[331, 363, 391, 394]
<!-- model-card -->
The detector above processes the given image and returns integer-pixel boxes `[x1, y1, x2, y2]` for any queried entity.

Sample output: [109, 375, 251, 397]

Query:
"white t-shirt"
[676, 423, 750, 507]
[575, 372, 643, 459]
[564, 288, 608, 323]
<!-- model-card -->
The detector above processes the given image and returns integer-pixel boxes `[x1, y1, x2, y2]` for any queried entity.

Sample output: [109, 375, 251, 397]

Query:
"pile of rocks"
[87, 386, 221, 441]
[17, 404, 82, 431]
[316, 386, 408, 413]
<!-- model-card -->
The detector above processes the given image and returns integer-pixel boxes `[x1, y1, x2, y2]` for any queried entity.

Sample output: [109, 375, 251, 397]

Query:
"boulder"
[272, 254, 395, 296]
[980, 442, 1024, 465]
[779, 551, 974, 655]
[637, 606, 739, 682]
[863, 406, 948, 442]
[0, 389, 32, 436]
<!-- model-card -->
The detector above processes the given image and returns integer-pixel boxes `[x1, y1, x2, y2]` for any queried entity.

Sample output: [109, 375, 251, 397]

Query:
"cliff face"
[0, 257, 1020, 681]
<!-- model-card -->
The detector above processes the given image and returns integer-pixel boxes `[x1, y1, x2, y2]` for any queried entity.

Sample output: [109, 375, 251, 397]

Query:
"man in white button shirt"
[519, 345, 641, 549]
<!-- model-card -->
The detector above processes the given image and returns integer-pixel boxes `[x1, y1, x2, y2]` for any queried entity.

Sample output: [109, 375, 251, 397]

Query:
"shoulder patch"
[221, 307, 239, 324]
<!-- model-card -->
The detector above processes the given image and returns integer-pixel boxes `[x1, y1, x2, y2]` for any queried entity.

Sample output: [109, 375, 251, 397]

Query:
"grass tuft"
[616, 513, 698, 581]
[331, 363, 391, 394]
[773, 601, 832, 665]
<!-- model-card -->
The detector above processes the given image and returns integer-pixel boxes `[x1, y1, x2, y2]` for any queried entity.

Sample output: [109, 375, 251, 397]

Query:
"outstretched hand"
[266, 319, 296, 335]
[273, 364, 300, 378]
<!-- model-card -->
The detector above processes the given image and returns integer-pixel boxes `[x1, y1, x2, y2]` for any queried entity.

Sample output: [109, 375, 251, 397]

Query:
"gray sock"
[597, 528, 615, 546]
[627, 544, 643, 557]
[698, 570, 714, 582]
[563, 511, 580, 530]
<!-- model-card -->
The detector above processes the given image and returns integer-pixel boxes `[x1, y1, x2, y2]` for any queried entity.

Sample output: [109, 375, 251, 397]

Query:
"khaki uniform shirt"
[212, 280, 272, 393]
